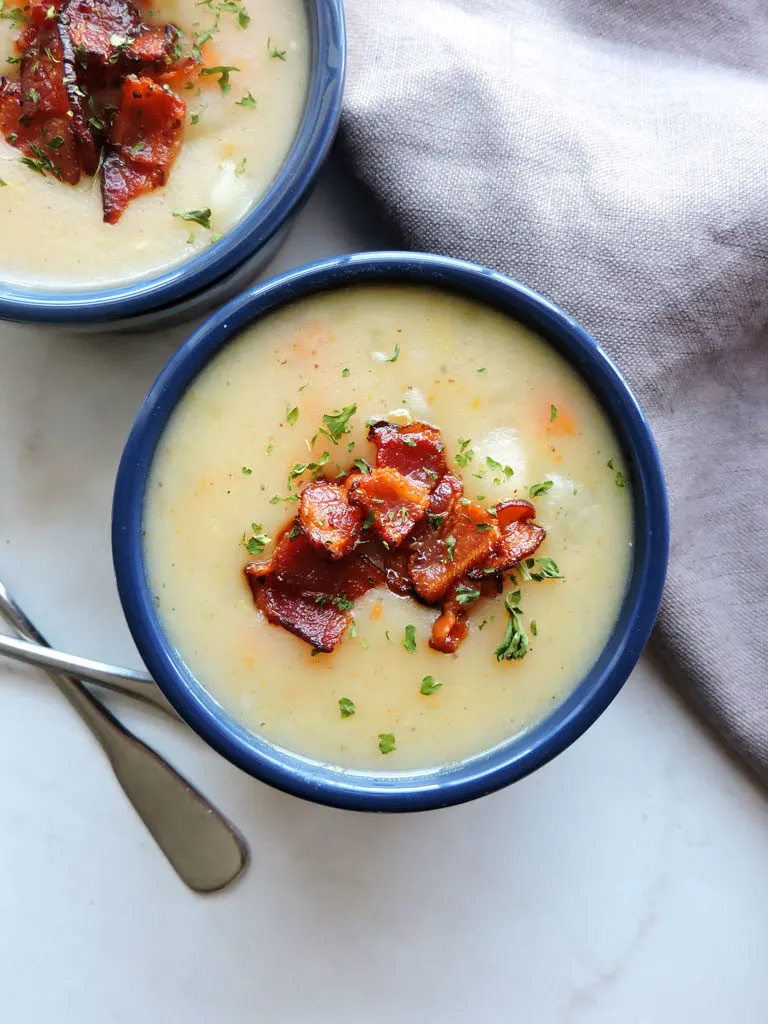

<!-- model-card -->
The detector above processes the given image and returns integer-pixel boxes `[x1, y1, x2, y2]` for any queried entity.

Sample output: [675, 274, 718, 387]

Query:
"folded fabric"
[340, 0, 768, 782]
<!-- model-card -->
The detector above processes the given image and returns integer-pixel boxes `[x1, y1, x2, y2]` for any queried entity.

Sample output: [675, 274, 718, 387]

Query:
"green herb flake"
[234, 156, 247, 176]
[338, 697, 355, 718]
[529, 480, 553, 498]
[361, 510, 376, 531]
[241, 466, 252, 475]
[615, 471, 629, 488]
[235, 91, 257, 109]
[0, 177, 6, 187]
[173, 208, 212, 229]
[477, 367, 487, 374]
[455, 437, 474, 468]
[267, 37, 286, 59]
[455, 585, 481, 604]
[243, 523, 271, 555]
[285, 404, 299, 426]
[550, 404, 558, 421]
[378, 732, 396, 755]
[420, 675, 442, 696]
[266, 441, 274, 455]
[384, 342, 400, 363]
[237, 7, 250, 28]
[444, 535, 456, 562]
[288, 523, 301, 540]
[476, 522, 493, 532]
[530, 557, 563, 581]
[530, 619, 538, 636]
[349, 621, 359, 638]
[320, 404, 356, 444]
[607, 457, 616, 470]
[341, 367, 350, 378]
[494, 591, 529, 662]
[403, 624, 416, 653]
[353, 458, 371, 475]
[200, 64, 240, 94]
[427, 512, 445, 530]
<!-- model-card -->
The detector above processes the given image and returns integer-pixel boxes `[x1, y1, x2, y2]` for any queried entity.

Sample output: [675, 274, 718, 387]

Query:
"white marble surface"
[1, 160, 767, 1023]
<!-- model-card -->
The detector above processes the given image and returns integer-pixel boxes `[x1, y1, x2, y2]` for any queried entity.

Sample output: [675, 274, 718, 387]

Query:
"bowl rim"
[0, 0, 345, 326]
[112, 251, 670, 812]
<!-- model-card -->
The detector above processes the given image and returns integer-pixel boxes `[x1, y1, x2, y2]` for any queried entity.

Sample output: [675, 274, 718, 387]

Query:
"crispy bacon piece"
[429, 607, 468, 654]
[101, 75, 185, 223]
[356, 537, 413, 597]
[245, 528, 382, 653]
[470, 520, 546, 578]
[427, 473, 463, 516]
[368, 420, 448, 487]
[58, 0, 181, 73]
[495, 499, 536, 528]
[348, 467, 431, 548]
[10, 22, 88, 184]
[298, 480, 364, 560]
[409, 502, 500, 603]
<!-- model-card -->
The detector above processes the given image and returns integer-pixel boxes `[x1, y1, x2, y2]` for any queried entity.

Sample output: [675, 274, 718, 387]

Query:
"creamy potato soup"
[145, 285, 634, 771]
[0, 0, 309, 287]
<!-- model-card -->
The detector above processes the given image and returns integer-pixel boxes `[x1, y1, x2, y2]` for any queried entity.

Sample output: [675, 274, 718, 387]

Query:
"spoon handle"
[0, 631, 177, 718]
[0, 581, 248, 893]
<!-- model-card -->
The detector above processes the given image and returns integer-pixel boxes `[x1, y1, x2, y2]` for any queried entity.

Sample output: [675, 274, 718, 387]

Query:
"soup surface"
[0, 0, 309, 287]
[144, 284, 634, 771]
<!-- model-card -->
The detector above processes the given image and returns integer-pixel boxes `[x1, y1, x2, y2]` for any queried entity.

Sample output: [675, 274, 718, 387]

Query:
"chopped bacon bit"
[368, 420, 448, 487]
[429, 608, 468, 654]
[495, 499, 536, 528]
[59, 0, 181, 73]
[298, 479, 364, 560]
[348, 467, 430, 548]
[409, 502, 500, 604]
[245, 420, 551, 655]
[101, 75, 185, 224]
[470, 520, 546, 577]
[428, 473, 463, 515]
[245, 529, 382, 653]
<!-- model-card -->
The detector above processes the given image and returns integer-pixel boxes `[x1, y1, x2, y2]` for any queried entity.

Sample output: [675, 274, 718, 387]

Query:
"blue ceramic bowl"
[113, 252, 669, 812]
[0, 0, 345, 330]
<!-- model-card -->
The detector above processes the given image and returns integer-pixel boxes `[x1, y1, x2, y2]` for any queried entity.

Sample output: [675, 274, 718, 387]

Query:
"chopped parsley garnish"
[266, 441, 274, 454]
[0, 1, 28, 23]
[0, 177, 6, 187]
[6, 55, 22, 65]
[550, 404, 558, 421]
[615, 471, 628, 488]
[46, 135, 64, 151]
[475, 522, 493, 532]
[529, 480, 553, 498]
[402, 436, 417, 447]
[530, 619, 538, 636]
[288, 451, 330, 483]
[427, 512, 445, 530]
[477, 367, 487, 374]
[173, 208, 212, 229]
[338, 697, 355, 718]
[353, 458, 371, 475]
[403, 624, 416, 653]
[384, 342, 400, 363]
[420, 675, 442, 695]
[18, 144, 62, 180]
[455, 437, 473, 468]
[241, 466, 252, 475]
[267, 37, 286, 59]
[288, 523, 301, 540]
[532, 557, 563, 580]
[285, 404, 299, 426]
[342, 367, 350, 377]
[361, 510, 375, 530]
[235, 157, 247, 176]
[236, 91, 257, 109]
[349, 621, 359, 638]
[607, 457, 616, 469]
[200, 64, 240, 94]
[444, 535, 456, 562]
[319, 404, 356, 445]
[485, 456, 514, 480]
[494, 591, 529, 661]
[315, 593, 354, 612]
[378, 733, 396, 754]
[26, 88, 40, 106]
[243, 522, 270, 555]
[455, 585, 481, 604]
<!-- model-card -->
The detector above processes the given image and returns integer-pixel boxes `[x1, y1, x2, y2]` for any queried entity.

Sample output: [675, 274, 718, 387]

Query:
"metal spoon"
[0, 579, 248, 893]
[0, 631, 177, 718]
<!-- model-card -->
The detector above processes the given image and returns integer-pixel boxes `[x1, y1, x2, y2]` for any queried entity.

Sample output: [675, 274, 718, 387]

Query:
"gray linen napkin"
[339, 0, 768, 782]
